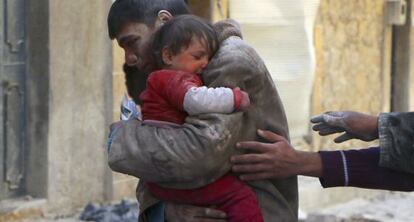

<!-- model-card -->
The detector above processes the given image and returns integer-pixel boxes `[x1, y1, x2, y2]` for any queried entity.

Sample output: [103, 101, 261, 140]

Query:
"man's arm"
[320, 147, 414, 191]
[108, 112, 243, 189]
[310, 111, 414, 174]
[231, 130, 414, 191]
[231, 130, 322, 180]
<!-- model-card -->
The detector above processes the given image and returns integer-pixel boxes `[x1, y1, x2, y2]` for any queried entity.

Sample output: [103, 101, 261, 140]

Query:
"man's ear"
[155, 10, 172, 27]
[161, 47, 173, 66]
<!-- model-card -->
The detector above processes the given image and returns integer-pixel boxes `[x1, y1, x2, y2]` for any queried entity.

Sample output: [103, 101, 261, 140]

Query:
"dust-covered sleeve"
[378, 112, 414, 174]
[107, 112, 243, 189]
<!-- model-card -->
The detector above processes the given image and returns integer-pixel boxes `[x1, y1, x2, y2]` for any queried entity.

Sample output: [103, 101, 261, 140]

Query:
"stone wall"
[311, 0, 391, 150]
[47, 0, 113, 212]
[188, 0, 228, 21]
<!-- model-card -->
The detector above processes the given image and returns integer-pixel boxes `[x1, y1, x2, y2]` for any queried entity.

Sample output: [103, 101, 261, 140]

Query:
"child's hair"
[151, 14, 219, 68]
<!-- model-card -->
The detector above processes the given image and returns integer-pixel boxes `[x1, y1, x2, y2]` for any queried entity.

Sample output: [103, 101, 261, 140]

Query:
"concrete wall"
[188, 0, 228, 22]
[311, 0, 392, 150]
[47, 0, 113, 212]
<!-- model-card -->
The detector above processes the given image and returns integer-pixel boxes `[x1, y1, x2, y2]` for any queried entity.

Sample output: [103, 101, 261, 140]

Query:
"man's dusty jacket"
[108, 19, 298, 222]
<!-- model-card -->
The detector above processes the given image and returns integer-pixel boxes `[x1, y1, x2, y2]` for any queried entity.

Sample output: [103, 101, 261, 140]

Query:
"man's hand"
[311, 111, 379, 143]
[165, 203, 227, 222]
[231, 130, 322, 180]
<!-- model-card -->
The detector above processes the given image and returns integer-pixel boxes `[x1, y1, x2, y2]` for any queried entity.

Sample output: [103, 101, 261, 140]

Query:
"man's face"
[116, 22, 156, 73]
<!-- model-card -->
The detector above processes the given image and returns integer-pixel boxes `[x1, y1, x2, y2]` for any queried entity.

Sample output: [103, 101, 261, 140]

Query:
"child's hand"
[234, 87, 250, 111]
[239, 90, 250, 111]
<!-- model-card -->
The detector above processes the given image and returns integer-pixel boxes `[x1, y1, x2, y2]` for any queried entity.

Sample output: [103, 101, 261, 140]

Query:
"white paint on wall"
[230, 0, 320, 138]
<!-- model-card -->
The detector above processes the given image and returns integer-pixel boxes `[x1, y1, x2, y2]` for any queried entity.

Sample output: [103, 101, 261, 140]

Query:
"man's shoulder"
[214, 19, 242, 42]
[213, 18, 260, 62]
[215, 36, 264, 70]
[221, 35, 245, 48]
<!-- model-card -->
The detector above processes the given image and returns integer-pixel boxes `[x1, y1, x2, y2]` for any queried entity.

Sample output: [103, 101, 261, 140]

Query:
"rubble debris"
[79, 199, 139, 222]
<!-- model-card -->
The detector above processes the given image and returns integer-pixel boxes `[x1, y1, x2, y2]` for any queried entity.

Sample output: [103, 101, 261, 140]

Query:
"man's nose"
[125, 51, 138, 66]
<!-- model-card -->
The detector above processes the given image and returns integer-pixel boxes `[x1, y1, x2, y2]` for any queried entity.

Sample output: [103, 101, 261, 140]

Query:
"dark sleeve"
[378, 112, 414, 174]
[319, 147, 414, 191]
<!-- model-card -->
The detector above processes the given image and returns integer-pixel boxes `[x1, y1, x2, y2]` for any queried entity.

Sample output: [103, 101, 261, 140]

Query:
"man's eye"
[192, 55, 201, 60]
[127, 38, 139, 48]
[128, 40, 136, 47]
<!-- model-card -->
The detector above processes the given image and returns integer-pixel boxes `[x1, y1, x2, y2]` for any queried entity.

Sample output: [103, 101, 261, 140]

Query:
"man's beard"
[123, 63, 150, 106]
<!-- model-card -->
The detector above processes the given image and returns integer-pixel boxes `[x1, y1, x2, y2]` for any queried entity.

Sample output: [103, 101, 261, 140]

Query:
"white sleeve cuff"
[183, 86, 234, 115]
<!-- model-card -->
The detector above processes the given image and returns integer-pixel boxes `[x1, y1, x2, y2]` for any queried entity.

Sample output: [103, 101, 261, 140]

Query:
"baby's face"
[168, 38, 209, 74]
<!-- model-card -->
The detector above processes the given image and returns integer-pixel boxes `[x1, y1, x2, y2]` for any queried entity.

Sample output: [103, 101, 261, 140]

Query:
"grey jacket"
[108, 19, 298, 222]
[379, 112, 414, 174]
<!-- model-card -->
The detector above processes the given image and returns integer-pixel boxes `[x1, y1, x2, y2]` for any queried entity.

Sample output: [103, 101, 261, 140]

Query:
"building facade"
[0, 0, 113, 220]
[1, 0, 413, 220]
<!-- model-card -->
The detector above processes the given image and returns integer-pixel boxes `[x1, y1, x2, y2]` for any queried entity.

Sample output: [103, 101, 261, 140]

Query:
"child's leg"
[214, 179, 263, 222]
[147, 174, 263, 222]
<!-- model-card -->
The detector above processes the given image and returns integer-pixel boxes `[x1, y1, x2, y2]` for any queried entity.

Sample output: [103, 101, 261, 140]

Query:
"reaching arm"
[310, 111, 414, 174]
[231, 130, 414, 191]
[320, 147, 414, 191]
[231, 130, 322, 180]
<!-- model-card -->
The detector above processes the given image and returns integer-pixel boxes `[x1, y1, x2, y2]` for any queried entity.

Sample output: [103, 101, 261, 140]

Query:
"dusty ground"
[18, 178, 414, 222]
[299, 176, 414, 222]
[306, 192, 414, 222]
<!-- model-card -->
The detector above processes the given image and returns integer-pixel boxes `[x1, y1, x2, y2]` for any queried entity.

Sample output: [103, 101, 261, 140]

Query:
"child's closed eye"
[191, 52, 207, 60]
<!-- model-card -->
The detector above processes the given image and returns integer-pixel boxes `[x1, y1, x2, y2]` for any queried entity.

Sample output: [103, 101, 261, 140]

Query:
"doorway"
[0, 0, 27, 200]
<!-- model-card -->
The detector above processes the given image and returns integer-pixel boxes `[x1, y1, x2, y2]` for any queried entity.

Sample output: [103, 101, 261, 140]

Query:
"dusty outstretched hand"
[311, 111, 379, 143]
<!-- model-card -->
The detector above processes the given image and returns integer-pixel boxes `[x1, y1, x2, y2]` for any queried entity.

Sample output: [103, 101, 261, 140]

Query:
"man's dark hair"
[151, 14, 219, 69]
[108, 0, 191, 39]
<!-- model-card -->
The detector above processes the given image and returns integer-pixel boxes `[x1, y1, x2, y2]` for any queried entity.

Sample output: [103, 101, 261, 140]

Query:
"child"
[139, 15, 263, 222]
